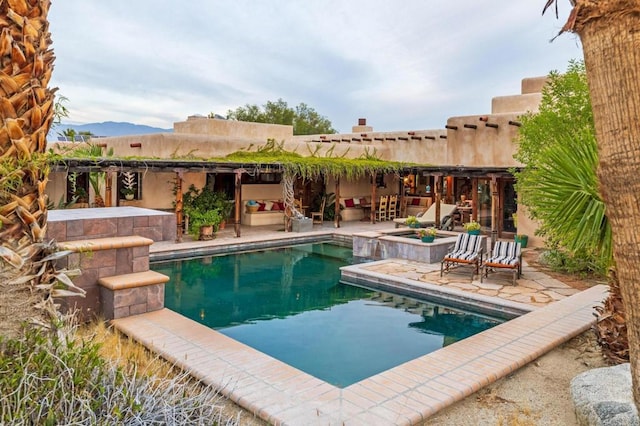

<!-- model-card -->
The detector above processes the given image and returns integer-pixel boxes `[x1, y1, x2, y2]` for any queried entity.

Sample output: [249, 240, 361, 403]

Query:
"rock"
[571, 363, 639, 425]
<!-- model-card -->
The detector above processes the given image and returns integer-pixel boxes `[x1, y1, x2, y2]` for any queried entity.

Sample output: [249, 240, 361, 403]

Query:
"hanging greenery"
[53, 138, 415, 181]
[224, 139, 410, 180]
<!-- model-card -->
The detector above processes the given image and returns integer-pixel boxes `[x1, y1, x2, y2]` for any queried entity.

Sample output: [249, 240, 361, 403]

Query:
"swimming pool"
[152, 242, 502, 388]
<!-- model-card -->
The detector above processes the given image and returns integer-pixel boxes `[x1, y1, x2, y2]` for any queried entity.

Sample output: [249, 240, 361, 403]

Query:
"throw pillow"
[258, 202, 266, 211]
[278, 201, 286, 211]
[265, 201, 274, 211]
[412, 198, 421, 206]
[353, 197, 361, 206]
[360, 197, 368, 205]
[345, 198, 355, 208]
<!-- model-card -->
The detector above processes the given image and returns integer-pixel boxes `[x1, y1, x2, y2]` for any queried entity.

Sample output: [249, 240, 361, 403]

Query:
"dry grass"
[80, 320, 266, 426]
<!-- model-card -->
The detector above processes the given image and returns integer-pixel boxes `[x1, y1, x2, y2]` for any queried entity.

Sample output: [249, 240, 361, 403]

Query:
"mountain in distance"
[49, 121, 172, 140]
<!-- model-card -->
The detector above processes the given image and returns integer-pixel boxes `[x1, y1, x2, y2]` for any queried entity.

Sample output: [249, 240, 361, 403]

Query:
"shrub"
[0, 325, 238, 425]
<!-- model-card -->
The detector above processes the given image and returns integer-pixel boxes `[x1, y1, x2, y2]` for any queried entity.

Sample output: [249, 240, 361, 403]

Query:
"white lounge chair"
[393, 203, 458, 229]
[440, 233, 486, 279]
[481, 240, 522, 285]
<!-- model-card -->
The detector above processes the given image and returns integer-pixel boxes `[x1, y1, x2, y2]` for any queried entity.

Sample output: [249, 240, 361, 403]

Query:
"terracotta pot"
[198, 225, 215, 240]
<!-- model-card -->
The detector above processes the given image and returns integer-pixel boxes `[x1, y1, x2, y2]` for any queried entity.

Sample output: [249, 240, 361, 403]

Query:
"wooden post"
[370, 172, 377, 223]
[471, 177, 479, 222]
[234, 169, 243, 237]
[334, 176, 341, 228]
[104, 170, 112, 207]
[490, 175, 499, 248]
[400, 175, 407, 218]
[434, 174, 443, 228]
[174, 169, 184, 243]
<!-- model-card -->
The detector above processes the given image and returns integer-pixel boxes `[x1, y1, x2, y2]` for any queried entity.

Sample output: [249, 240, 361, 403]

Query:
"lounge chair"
[393, 203, 458, 229]
[481, 240, 522, 285]
[440, 233, 485, 279]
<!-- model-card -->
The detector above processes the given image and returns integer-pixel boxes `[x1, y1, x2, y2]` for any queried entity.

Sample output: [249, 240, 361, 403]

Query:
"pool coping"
[341, 259, 535, 320]
[113, 281, 607, 425]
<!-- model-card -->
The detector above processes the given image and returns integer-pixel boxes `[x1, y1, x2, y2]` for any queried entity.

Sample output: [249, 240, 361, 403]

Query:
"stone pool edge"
[112, 284, 607, 425]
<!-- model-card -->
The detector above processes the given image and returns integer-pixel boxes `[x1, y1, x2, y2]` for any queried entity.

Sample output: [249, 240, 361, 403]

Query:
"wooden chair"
[387, 195, 398, 220]
[311, 198, 325, 224]
[375, 195, 388, 222]
[440, 233, 485, 279]
[481, 241, 522, 285]
[294, 198, 305, 216]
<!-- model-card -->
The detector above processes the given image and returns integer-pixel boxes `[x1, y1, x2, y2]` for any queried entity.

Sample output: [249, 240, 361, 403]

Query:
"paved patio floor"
[113, 221, 607, 425]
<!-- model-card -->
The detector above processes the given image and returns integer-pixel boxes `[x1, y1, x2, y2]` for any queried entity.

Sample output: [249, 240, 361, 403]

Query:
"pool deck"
[113, 221, 607, 425]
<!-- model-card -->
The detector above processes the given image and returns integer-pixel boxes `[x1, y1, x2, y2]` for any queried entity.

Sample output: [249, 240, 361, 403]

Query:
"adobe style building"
[46, 75, 546, 245]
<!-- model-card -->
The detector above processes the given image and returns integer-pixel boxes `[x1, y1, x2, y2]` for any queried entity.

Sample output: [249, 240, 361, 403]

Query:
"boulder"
[571, 363, 639, 425]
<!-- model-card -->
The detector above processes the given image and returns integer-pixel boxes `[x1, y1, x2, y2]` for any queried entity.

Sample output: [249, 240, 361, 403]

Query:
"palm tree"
[0, 1, 81, 336]
[544, 0, 640, 409]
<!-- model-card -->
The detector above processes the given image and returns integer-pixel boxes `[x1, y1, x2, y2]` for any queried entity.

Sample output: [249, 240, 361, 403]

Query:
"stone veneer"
[46, 207, 175, 319]
[47, 207, 175, 243]
[98, 270, 169, 320]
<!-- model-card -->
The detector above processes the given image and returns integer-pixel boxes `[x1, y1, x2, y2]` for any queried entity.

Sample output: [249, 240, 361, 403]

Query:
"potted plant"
[120, 171, 136, 200]
[515, 234, 528, 248]
[185, 207, 221, 240]
[183, 186, 223, 240]
[212, 191, 233, 230]
[463, 220, 481, 235]
[417, 227, 437, 243]
[405, 215, 420, 228]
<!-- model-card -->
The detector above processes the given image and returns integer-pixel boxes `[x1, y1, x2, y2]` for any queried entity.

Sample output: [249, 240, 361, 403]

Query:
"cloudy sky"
[48, 1, 581, 133]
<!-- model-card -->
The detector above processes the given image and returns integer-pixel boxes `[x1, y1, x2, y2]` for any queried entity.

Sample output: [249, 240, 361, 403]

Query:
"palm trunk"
[0, 0, 57, 336]
[572, 0, 640, 409]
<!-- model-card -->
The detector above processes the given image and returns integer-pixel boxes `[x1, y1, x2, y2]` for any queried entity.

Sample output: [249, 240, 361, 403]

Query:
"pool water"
[153, 242, 501, 388]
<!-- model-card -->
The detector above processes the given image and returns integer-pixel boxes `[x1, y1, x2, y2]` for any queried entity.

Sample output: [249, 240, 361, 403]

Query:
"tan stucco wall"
[46, 171, 68, 206]
[326, 175, 398, 198]
[241, 184, 284, 202]
[174, 116, 292, 140]
[444, 113, 523, 168]
[491, 93, 542, 115]
[521, 76, 548, 94]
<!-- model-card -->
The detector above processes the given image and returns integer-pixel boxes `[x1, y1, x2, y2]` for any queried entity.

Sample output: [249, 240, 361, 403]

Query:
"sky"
[48, 1, 582, 133]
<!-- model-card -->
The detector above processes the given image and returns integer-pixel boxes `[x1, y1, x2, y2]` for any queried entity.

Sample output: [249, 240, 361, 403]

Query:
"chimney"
[352, 117, 373, 133]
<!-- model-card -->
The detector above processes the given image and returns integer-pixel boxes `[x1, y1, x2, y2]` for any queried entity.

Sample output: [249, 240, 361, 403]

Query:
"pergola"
[52, 158, 517, 245]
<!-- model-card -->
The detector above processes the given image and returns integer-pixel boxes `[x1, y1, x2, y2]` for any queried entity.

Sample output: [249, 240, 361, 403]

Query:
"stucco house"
[46, 75, 546, 245]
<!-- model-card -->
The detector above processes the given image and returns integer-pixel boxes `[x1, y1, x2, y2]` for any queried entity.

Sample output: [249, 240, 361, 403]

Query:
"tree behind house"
[226, 98, 336, 135]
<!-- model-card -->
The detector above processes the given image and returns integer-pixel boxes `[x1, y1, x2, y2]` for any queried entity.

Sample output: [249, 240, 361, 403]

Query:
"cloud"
[48, 1, 582, 132]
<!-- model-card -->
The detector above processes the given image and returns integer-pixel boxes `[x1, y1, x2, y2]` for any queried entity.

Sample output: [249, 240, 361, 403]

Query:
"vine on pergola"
[225, 139, 411, 221]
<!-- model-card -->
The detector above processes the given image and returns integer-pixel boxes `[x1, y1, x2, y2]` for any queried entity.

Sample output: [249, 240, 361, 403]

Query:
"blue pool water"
[152, 242, 501, 387]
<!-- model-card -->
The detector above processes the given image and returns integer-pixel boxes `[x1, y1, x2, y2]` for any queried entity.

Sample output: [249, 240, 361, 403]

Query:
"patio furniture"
[440, 233, 485, 279]
[311, 198, 325, 224]
[387, 195, 398, 220]
[481, 240, 522, 285]
[393, 203, 458, 229]
[375, 195, 388, 222]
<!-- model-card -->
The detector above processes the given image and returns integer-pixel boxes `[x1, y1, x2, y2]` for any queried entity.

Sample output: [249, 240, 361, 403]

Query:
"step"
[98, 270, 169, 291]
[99, 271, 170, 320]
[58, 235, 154, 253]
